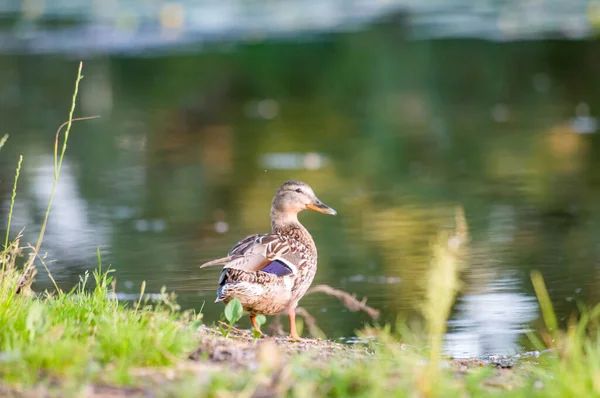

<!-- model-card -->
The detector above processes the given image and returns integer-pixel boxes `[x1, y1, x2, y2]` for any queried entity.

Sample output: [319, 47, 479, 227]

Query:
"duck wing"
[199, 233, 308, 276]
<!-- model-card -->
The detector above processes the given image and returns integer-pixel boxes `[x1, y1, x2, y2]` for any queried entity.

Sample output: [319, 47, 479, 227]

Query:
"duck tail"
[199, 256, 232, 269]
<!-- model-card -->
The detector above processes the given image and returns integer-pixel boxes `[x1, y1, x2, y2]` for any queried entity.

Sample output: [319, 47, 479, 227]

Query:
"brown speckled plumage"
[199, 180, 336, 339]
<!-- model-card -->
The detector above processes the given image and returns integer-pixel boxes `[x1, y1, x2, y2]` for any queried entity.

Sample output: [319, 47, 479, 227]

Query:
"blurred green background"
[2, 0, 600, 358]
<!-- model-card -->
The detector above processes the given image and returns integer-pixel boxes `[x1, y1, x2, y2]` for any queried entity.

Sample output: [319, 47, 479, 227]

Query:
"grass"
[0, 62, 199, 393]
[1, 63, 600, 397]
[0, 265, 199, 387]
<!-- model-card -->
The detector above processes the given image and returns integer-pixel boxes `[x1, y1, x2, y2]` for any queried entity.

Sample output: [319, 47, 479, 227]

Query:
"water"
[1, 33, 600, 358]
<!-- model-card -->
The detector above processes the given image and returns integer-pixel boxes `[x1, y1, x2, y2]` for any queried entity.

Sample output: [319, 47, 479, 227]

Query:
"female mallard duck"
[199, 180, 336, 339]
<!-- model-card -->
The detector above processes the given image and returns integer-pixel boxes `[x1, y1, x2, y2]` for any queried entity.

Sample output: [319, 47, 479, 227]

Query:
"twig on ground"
[296, 307, 326, 339]
[218, 320, 247, 335]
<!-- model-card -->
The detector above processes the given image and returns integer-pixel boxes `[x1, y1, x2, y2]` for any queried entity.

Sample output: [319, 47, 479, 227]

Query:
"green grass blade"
[34, 62, 84, 256]
[0, 134, 8, 152]
[531, 270, 558, 334]
[4, 154, 23, 253]
[20, 62, 99, 286]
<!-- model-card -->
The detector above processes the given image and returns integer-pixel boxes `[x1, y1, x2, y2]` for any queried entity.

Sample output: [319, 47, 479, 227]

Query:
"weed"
[220, 298, 244, 337]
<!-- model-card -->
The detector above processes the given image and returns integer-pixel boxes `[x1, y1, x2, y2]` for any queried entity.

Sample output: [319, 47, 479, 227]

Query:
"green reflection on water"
[1, 32, 600, 356]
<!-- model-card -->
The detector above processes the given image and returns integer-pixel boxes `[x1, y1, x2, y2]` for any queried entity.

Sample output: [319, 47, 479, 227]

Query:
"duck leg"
[288, 307, 300, 340]
[250, 315, 264, 336]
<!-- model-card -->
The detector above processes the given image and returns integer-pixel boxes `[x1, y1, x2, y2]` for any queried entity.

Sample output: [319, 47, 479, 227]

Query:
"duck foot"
[250, 315, 265, 337]
[287, 307, 301, 341]
[288, 334, 301, 342]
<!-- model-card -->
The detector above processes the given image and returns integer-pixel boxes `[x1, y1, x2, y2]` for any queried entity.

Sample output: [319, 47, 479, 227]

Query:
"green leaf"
[255, 314, 266, 328]
[224, 298, 243, 324]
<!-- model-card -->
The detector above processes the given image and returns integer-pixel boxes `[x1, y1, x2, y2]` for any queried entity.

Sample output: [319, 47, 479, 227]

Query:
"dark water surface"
[2, 33, 600, 358]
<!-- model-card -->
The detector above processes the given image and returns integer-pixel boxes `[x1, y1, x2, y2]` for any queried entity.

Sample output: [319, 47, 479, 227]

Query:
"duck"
[199, 180, 336, 339]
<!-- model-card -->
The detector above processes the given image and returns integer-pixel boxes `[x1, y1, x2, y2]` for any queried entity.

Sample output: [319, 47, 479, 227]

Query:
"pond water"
[1, 31, 600, 358]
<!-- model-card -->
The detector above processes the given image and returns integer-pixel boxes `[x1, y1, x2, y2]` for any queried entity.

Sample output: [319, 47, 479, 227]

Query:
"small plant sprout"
[221, 298, 244, 337]
[224, 298, 244, 324]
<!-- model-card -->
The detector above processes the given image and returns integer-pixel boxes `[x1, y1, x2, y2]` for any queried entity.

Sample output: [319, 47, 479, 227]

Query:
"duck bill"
[306, 198, 337, 215]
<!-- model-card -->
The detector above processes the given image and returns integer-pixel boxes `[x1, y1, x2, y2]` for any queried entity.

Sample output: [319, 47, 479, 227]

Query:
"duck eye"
[295, 188, 303, 194]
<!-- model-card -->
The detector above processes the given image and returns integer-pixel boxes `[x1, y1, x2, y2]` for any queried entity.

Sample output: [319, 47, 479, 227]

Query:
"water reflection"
[445, 277, 539, 358]
[1, 35, 600, 357]
[12, 156, 111, 278]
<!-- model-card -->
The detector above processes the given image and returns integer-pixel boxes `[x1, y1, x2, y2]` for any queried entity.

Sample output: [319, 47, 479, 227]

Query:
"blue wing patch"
[261, 260, 294, 276]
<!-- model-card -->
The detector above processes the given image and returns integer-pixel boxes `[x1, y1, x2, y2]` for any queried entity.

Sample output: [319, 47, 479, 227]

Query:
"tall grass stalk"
[135, 281, 147, 312]
[31, 62, 83, 260]
[420, 207, 468, 394]
[35, 252, 60, 294]
[4, 154, 22, 253]
[19, 62, 99, 288]
[531, 270, 558, 336]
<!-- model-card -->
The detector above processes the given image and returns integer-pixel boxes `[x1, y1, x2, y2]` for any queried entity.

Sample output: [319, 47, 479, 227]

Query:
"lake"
[1, 30, 599, 358]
